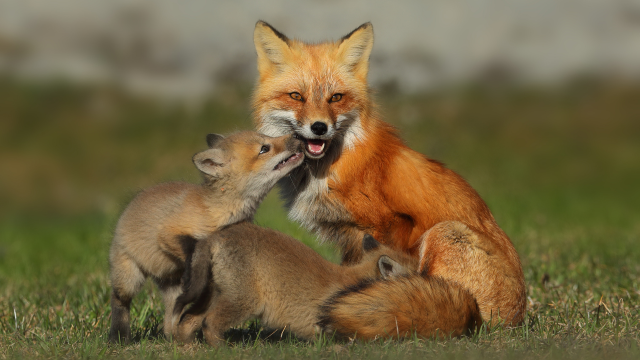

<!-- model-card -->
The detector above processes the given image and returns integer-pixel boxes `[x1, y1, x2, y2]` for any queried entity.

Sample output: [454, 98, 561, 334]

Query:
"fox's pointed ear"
[362, 234, 380, 252]
[337, 22, 374, 80]
[378, 255, 406, 279]
[193, 149, 227, 178]
[206, 133, 225, 149]
[254, 21, 291, 76]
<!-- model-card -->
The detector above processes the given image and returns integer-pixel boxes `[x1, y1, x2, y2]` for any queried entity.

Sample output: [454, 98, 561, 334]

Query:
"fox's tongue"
[306, 139, 326, 155]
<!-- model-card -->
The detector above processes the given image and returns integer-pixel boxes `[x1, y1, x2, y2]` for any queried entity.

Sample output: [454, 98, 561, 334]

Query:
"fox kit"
[108, 131, 304, 343]
[252, 21, 527, 335]
[171, 222, 479, 345]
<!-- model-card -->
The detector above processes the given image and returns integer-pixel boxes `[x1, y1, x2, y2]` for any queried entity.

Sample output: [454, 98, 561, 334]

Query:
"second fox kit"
[172, 222, 480, 345]
[108, 131, 304, 343]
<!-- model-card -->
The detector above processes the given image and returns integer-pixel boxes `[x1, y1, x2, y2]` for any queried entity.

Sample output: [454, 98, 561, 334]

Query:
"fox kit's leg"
[200, 297, 256, 347]
[172, 236, 214, 343]
[174, 290, 212, 344]
[176, 292, 255, 347]
[418, 221, 526, 325]
[153, 234, 198, 340]
[156, 279, 182, 340]
[109, 246, 146, 343]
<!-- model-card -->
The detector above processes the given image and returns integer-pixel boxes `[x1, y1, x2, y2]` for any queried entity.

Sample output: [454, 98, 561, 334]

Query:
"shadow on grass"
[128, 319, 307, 347]
[223, 325, 308, 346]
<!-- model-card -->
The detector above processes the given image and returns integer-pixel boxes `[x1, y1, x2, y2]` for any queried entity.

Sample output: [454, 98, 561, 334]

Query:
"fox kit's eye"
[259, 145, 270, 154]
[330, 93, 343, 103]
[290, 92, 303, 101]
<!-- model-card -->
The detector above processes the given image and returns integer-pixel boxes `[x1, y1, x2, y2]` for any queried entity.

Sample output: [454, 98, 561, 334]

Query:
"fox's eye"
[290, 92, 303, 101]
[330, 93, 343, 102]
[259, 145, 270, 154]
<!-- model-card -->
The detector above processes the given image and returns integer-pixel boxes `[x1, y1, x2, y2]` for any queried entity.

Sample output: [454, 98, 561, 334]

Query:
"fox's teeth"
[305, 140, 326, 156]
[274, 153, 303, 171]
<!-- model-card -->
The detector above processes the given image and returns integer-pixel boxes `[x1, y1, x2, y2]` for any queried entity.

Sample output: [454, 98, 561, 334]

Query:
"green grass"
[1, 79, 639, 359]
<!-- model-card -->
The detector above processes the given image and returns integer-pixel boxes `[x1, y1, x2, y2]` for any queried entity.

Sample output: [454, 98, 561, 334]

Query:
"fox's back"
[114, 182, 203, 244]
[330, 132, 505, 242]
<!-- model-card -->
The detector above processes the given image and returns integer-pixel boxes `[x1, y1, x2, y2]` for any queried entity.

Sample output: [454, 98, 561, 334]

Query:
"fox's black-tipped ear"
[193, 148, 226, 178]
[337, 22, 374, 80]
[378, 255, 406, 279]
[254, 20, 291, 76]
[206, 133, 225, 149]
[362, 234, 380, 252]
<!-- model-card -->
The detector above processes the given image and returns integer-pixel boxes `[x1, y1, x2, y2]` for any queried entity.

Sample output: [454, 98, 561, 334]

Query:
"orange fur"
[252, 20, 526, 335]
[319, 276, 481, 340]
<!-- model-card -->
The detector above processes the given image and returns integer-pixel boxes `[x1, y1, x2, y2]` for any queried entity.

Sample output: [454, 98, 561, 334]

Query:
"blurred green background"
[1, 75, 639, 290]
[1, 77, 638, 267]
[0, 77, 639, 357]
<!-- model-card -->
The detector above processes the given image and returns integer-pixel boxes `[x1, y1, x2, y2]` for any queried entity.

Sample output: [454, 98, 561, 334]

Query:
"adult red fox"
[252, 21, 526, 337]
[108, 132, 303, 343]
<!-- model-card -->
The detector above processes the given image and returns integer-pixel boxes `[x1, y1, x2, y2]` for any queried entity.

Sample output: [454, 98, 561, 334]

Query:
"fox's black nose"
[310, 122, 328, 136]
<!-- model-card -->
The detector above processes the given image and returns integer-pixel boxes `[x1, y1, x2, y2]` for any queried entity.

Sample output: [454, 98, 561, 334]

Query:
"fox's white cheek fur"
[259, 110, 298, 137]
[288, 175, 331, 233]
[337, 112, 365, 150]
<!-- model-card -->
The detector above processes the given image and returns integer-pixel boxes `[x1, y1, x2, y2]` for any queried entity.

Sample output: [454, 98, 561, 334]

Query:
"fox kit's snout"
[108, 131, 303, 344]
[274, 134, 305, 170]
[193, 132, 304, 199]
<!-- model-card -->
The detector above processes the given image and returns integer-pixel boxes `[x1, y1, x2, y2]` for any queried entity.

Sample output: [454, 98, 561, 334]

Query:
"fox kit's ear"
[254, 21, 291, 76]
[193, 149, 227, 178]
[362, 234, 380, 252]
[206, 133, 225, 149]
[337, 22, 374, 80]
[378, 255, 406, 279]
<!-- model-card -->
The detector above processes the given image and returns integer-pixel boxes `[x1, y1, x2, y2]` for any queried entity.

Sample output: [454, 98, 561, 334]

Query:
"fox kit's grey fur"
[171, 222, 418, 346]
[108, 132, 303, 343]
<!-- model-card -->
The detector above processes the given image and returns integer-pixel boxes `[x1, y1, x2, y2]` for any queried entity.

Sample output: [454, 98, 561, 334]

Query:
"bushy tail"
[318, 275, 481, 340]
[172, 237, 213, 323]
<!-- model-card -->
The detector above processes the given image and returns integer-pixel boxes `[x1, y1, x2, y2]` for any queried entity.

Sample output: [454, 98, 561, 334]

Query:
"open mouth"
[273, 152, 304, 171]
[304, 139, 327, 158]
